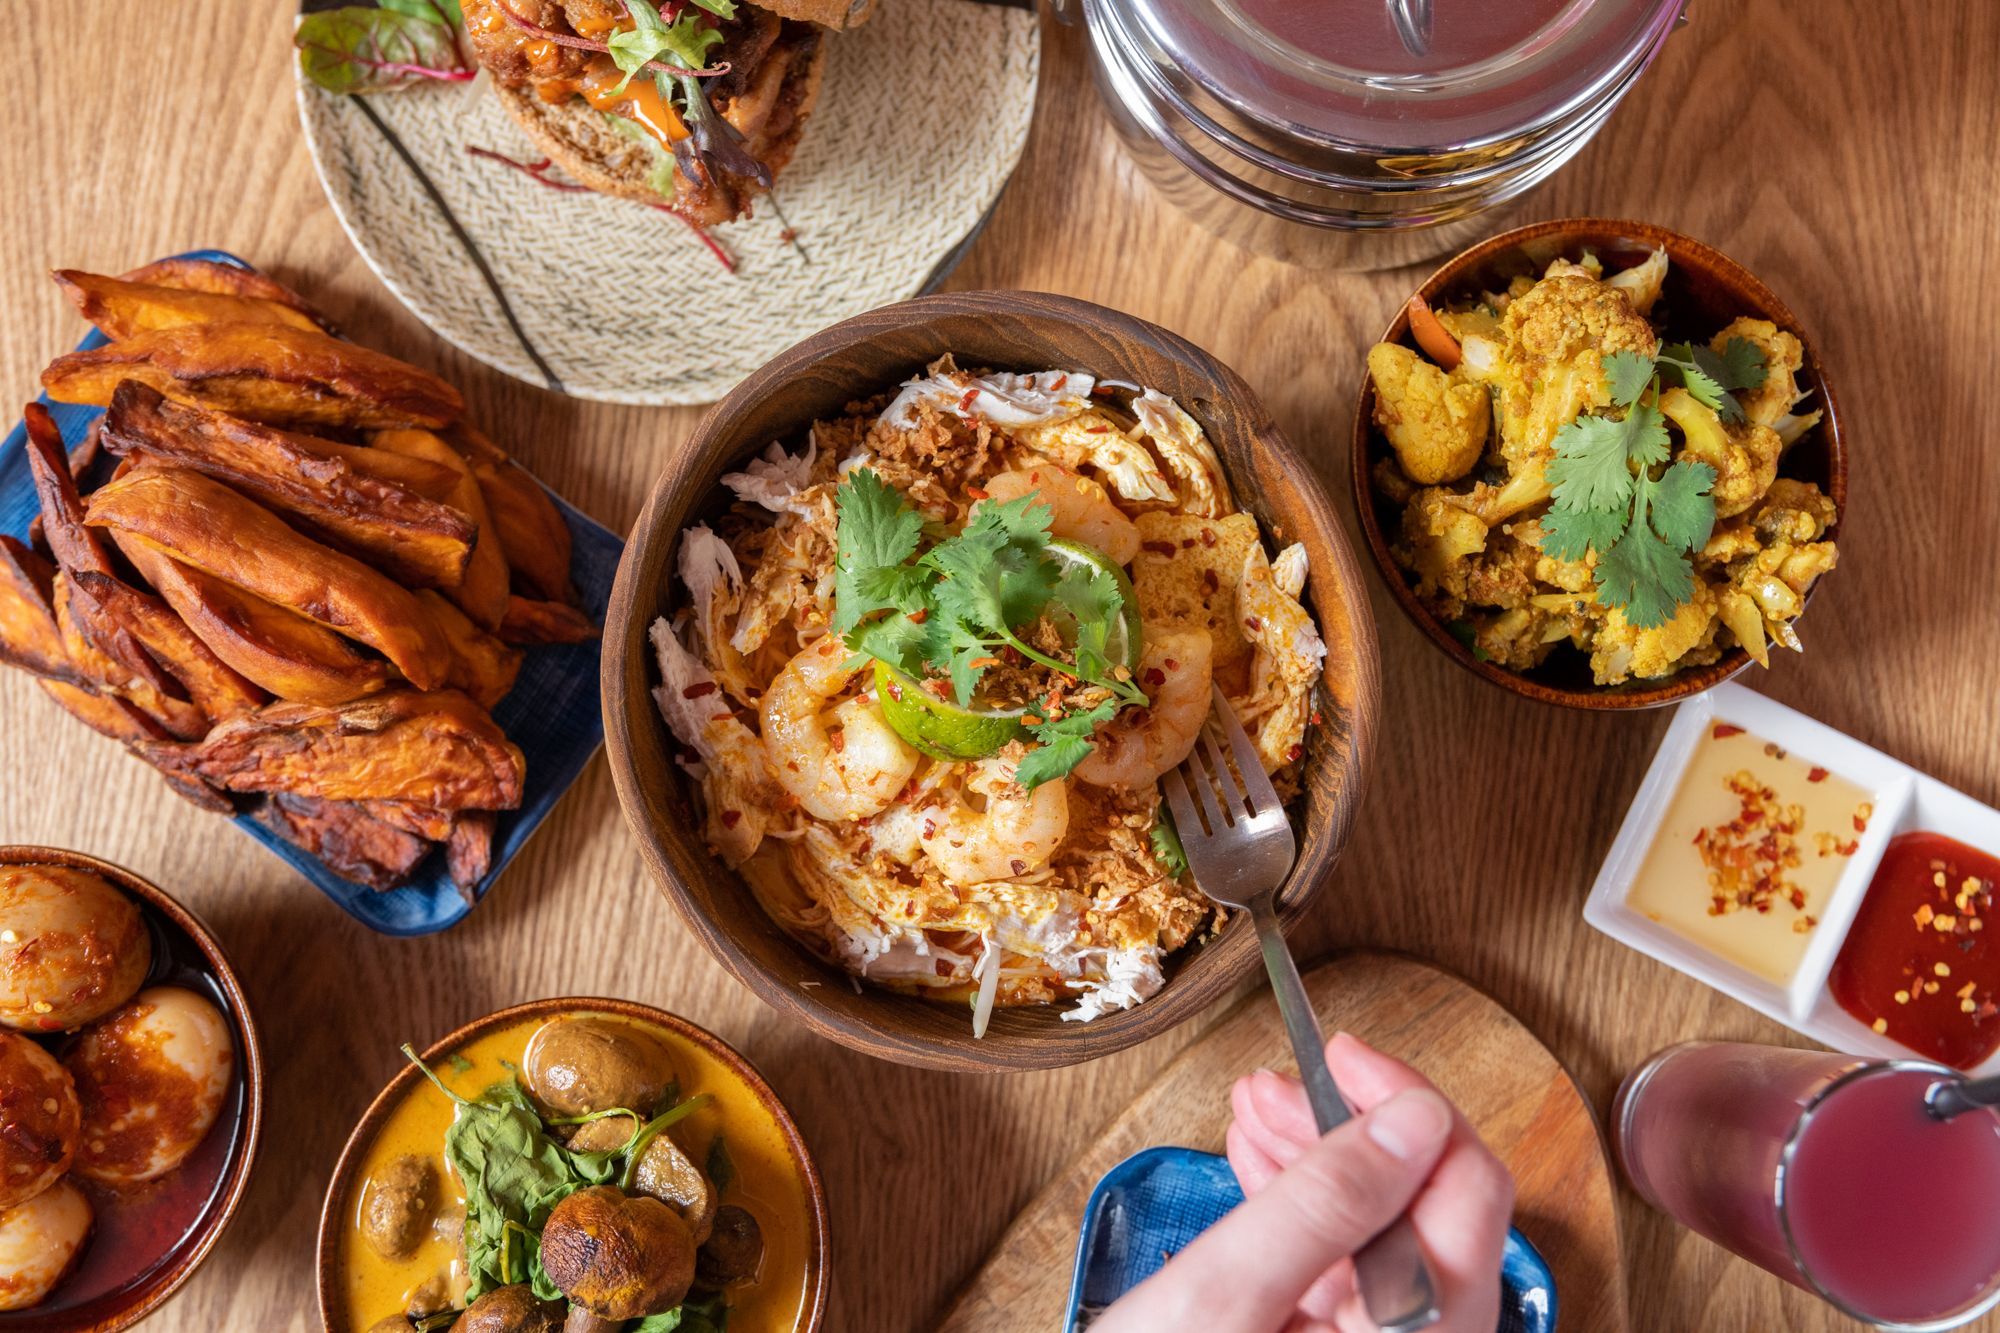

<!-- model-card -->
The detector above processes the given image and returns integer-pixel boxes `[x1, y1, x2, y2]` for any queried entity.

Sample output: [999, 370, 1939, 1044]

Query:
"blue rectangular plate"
[0, 250, 622, 935]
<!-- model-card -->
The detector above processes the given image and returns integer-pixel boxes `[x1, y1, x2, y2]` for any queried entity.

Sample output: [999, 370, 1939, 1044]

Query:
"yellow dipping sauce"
[1628, 722, 1873, 984]
[337, 1011, 814, 1332]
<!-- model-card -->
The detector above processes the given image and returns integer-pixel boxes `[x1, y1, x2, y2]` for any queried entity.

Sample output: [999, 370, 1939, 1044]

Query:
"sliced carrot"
[1406, 293, 1462, 371]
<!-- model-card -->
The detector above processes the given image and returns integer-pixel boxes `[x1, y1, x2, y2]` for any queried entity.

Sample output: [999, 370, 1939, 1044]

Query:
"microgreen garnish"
[834, 468, 1149, 787]
[1149, 805, 1189, 879]
[609, 0, 728, 93]
[294, 1, 472, 94]
[1539, 343, 1767, 629]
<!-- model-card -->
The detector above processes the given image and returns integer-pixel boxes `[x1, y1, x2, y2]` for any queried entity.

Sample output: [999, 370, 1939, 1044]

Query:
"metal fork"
[1161, 686, 1442, 1333]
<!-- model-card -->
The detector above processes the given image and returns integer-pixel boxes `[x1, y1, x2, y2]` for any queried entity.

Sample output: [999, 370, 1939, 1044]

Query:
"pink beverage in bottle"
[1615, 1042, 2000, 1328]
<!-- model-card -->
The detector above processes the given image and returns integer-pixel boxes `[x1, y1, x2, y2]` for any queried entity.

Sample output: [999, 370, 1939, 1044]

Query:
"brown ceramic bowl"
[603, 291, 1381, 1072]
[0, 846, 263, 1332]
[1351, 217, 1848, 709]
[315, 997, 828, 1331]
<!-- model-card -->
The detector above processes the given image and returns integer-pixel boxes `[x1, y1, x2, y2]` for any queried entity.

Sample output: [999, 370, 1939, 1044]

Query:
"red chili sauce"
[1830, 832, 2000, 1070]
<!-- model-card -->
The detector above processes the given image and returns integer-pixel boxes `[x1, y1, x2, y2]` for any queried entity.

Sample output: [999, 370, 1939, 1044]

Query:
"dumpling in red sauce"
[0, 865, 151, 1033]
[0, 1033, 79, 1210]
[64, 987, 233, 1186]
[0, 1178, 92, 1309]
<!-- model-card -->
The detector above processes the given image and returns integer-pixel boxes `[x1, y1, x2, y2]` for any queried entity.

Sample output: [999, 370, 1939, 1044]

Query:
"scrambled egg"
[1369, 253, 1839, 686]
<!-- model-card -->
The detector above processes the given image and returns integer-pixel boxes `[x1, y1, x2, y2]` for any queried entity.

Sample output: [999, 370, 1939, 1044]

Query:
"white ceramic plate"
[294, 0, 1040, 404]
[1585, 682, 2000, 1078]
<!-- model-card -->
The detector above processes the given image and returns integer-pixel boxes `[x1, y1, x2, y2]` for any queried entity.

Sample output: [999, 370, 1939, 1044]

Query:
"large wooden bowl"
[603, 291, 1381, 1071]
[1351, 218, 1848, 709]
[315, 997, 829, 1331]
[0, 846, 264, 1333]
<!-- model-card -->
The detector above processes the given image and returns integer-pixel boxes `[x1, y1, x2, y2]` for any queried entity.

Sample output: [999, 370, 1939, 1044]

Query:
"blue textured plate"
[1066, 1147, 1557, 1331]
[0, 250, 621, 936]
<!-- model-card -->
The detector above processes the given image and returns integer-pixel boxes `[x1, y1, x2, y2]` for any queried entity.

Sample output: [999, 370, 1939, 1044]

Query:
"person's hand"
[1093, 1033, 1514, 1333]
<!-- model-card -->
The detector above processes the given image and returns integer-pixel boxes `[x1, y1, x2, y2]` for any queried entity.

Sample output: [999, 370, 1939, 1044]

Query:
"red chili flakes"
[957, 388, 979, 414]
[1000, 646, 1023, 666]
[1712, 723, 1744, 739]
[1244, 615, 1263, 632]
[1142, 540, 1176, 556]
[1310, 710, 1323, 726]
[829, 730, 846, 754]
[720, 810, 742, 829]
[681, 681, 717, 699]
[1200, 528, 1217, 548]
[968, 655, 1001, 670]
[1144, 667, 1167, 687]
[1180, 538, 1195, 549]
[1694, 769, 1816, 930]
[1164, 658, 1180, 671]
[1808, 767, 1829, 783]
[922, 819, 937, 839]
[1010, 859, 1027, 875]
[1286, 744, 1304, 762]
[1202, 570, 1219, 594]
[1051, 374, 1068, 391]
[907, 608, 929, 624]
[965, 486, 989, 501]
[886, 681, 904, 702]
[1086, 425, 1111, 434]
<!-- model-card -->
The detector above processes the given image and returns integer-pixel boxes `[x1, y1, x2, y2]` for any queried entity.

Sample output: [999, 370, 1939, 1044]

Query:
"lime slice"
[1047, 538, 1144, 671]
[874, 659, 1026, 761]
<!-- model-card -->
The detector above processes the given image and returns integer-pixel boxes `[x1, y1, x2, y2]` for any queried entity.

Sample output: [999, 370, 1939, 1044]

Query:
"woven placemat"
[294, 1, 1040, 404]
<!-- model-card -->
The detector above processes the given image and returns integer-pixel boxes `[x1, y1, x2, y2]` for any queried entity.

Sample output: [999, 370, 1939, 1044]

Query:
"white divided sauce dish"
[1585, 681, 2000, 1077]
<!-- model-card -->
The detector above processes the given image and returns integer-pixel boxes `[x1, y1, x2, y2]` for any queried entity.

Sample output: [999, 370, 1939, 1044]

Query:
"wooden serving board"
[936, 952, 1628, 1331]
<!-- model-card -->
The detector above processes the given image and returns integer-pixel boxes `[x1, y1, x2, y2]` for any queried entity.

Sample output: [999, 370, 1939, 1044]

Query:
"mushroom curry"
[337, 1012, 813, 1332]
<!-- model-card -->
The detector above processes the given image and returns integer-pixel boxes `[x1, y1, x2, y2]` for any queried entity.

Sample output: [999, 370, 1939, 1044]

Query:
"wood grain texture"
[937, 952, 1624, 1332]
[601, 290, 1380, 1071]
[1351, 217, 1849, 709]
[0, 2, 1991, 1329]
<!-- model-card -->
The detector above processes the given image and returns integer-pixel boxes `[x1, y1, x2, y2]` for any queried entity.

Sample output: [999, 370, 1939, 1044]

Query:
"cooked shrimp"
[921, 756, 1071, 884]
[980, 463, 1142, 565]
[761, 638, 919, 822]
[1074, 628, 1214, 788]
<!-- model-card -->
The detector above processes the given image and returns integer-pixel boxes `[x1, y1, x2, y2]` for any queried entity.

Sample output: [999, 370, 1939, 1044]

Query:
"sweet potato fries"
[0, 260, 598, 897]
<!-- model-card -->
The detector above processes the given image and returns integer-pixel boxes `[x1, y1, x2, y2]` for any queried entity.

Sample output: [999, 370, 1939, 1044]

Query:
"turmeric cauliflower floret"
[1366, 344, 1489, 485]
[1753, 477, 1837, 544]
[1712, 317, 1805, 429]
[1589, 582, 1718, 684]
[1484, 273, 1659, 469]
[1395, 488, 1489, 613]
[1659, 387, 1781, 519]
[1472, 606, 1563, 671]
[1462, 531, 1542, 610]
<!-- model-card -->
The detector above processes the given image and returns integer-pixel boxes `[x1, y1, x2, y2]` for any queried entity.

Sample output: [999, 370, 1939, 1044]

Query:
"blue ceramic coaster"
[1066, 1146, 1557, 1331]
[0, 250, 622, 935]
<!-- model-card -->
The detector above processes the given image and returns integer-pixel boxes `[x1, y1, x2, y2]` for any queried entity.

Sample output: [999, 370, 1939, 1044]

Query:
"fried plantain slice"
[136, 689, 526, 811]
[498, 595, 600, 646]
[86, 467, 452, 689]
[417, 590, 522, 710]
[0, 536, 79, 681]
[41, 322, 463, 429]
[101, 384, 476, 588]
[371, 430, 510, 630]
[117, 258, 334, 330]
[53, 573, 208, 740]
[71, 569, 265, 719]
[252, 792, 430, 891]
[447, 423, 574, 602]
[23, 404, 114, 576]
[114, 532, 396, 706]
[53, 270, 324, 339]
[446, 811, 496, 899]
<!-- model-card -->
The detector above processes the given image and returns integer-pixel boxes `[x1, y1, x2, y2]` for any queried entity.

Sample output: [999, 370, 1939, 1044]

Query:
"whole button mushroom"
[361, 1154, 439, 1260]
[0, 864, 150, 1033]
[453, 1284, 565, 1332]
[0, 1032, 80, 1210]
[539, 1186, 696, 1332]
[523, 1018, 676, 1120]
[563, 1118, 716, 1244]
[65, 986, 233, 1185]
[0, 1178, 92, 1310]
[695, 1204, 766, 1289]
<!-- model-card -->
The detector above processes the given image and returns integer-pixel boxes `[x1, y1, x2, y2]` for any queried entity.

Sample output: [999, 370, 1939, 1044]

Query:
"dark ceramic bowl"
[602, 291, 1382, 1072]
[315, 997, 829, 1331]
[1350, 217, 1848, 710]
[0, 846, 263, 1332]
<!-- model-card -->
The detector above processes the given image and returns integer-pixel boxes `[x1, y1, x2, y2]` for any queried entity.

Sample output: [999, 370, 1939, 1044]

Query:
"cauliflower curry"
[651, 362, 1328, 1033]
[1369, 251, 1837, 686]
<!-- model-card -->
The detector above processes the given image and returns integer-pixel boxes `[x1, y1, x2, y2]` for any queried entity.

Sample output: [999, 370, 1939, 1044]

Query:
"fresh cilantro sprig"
[1656, 337, 1767, 424]
[1540, 348, 1735, 629]
[834, 468, 1149, 787]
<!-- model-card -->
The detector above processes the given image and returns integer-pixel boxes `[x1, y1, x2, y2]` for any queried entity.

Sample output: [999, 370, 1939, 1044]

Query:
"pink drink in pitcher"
[1616, 1043, 2000, 1328]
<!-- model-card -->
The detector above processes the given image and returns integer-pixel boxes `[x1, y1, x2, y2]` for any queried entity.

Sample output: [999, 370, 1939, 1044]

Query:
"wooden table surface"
[1, 3, 1991, 1330]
